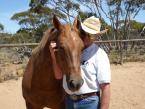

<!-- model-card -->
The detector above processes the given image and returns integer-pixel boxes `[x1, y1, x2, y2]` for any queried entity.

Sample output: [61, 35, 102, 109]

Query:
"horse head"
[50, 15, 84, 91]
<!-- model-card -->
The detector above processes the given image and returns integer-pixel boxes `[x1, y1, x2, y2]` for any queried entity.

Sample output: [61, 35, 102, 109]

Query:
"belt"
[67, 92, 100, 101]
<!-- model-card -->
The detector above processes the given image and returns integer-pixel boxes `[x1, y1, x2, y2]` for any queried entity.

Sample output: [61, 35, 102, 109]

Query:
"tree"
[48, 0, 80, 23]
[11, 0, 82, 42]
[77, 0, 145, 40]
[11, 0, 66, 42]
[11, 0, 145, 43]
[0, 23, 4, 31]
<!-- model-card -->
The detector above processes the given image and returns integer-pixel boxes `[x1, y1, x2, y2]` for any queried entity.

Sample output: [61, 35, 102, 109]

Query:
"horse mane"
[22, 27, 58, 90]
[32, 27, 57, 55]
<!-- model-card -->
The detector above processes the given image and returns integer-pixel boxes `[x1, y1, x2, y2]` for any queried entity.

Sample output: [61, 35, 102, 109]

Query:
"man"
[50, 16, 111, 109]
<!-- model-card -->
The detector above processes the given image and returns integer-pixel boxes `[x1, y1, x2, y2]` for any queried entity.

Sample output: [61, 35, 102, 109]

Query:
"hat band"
[83, 22, 100, 32]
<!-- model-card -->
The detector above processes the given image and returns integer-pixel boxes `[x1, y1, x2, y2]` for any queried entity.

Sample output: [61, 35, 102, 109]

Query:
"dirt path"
[0, 78, 25, 109]
[110, 62, 145, 109]
[0, 62, 145, 109]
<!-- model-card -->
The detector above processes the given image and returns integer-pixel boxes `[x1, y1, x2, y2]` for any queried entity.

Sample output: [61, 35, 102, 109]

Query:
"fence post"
[120, 40, 123, 64]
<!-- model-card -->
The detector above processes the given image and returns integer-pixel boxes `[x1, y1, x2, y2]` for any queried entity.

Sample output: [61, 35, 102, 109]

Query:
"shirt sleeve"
[96, 49, 111, 84]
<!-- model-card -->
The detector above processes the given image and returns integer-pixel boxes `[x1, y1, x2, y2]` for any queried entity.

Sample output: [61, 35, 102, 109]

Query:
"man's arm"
[49, 42, 62, 79]
[100, 83, 111, 109]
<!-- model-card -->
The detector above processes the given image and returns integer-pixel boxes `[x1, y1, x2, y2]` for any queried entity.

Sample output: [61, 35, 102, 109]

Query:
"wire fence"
[95, 39, 145, 64]
[0, 39, 145, 82]
[0, 39, 145, 64]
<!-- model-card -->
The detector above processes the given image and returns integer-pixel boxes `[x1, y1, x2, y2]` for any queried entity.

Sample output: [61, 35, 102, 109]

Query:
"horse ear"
[53, 15, 62, 30]
[73, 16, 81, 29]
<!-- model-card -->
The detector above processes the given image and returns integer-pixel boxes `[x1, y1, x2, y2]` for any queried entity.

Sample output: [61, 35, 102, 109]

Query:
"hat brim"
[81, 23, 108, 35]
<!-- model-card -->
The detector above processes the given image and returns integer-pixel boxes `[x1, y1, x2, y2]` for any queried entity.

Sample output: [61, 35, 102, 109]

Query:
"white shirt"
[63, 43, 111, 95]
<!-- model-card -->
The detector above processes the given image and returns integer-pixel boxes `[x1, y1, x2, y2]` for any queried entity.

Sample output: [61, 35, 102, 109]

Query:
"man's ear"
[73, 16, 81, 29]
[53, 15, 62, 30]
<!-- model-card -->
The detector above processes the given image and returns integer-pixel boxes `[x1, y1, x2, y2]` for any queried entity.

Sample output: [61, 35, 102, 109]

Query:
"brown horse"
[22, 15, 84, 109]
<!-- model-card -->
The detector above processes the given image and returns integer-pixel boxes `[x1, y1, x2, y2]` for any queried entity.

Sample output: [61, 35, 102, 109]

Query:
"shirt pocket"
[81, 61, 97, 75]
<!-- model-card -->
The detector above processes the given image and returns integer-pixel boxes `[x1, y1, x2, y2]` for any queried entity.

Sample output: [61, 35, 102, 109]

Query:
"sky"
[0, 0, 29, 33]
[0, 0, 145, 34]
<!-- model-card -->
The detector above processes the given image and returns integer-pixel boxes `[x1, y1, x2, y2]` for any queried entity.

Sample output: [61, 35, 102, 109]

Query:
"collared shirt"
[63, 43, 111, 95]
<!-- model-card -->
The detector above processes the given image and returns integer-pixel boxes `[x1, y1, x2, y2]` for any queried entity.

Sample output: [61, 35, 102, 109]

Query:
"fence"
[95, 39, 145, 64]
[0, 39, 145, 82]
[0, 39, 145, 64]
[0, 43, 38, 82]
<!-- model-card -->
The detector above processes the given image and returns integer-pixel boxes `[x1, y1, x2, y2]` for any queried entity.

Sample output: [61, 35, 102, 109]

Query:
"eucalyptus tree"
[48, 0, 80, 23]
[0, 23, 4, 43]
[11, 0, 66, 42]
[0, 23, 4, 31]
[76, 0, 145, 40]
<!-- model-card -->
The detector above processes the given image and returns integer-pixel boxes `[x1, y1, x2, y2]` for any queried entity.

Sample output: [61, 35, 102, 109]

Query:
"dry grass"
[0, 63, 26, 82]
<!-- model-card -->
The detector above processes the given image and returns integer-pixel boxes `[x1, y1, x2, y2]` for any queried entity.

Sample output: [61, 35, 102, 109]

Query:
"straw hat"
[81, 16, 108, 35]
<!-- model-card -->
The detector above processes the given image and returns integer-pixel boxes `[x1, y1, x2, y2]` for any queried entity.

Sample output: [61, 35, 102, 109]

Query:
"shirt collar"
[81, 43, 98, 63]
[83, 43, 97, 53]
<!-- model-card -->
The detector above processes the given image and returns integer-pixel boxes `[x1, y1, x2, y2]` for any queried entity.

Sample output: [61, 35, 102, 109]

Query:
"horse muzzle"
[67, 78, 84, 91]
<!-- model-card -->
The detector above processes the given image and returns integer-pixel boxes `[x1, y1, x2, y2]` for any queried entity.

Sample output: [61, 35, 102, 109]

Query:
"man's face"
[81, 35, 93, 48]
[81, 35, 89, 44]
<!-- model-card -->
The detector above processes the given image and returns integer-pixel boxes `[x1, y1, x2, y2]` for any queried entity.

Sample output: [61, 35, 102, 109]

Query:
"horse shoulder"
[22, 50, 36, 90]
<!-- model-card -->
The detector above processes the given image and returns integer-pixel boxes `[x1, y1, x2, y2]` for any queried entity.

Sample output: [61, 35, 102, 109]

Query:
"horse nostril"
[69, 80, 76, 89]
[69, 79, 84, 90]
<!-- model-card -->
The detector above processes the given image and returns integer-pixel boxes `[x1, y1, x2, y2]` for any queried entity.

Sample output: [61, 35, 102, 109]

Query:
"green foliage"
[48, 0, 80, 23]
[11, 9, 52, 29]
[76, 0, 145, 40]
[79, 11, 96, 21]
[11, 0, 69, 42]
[9, 0, 145, 43]
[34, 24, 49, 42]
[0, 23, 4, 31]
[0, 33, 13, 44]
[130, 20, 145, 30]
[29, 0, 48, 8]
[0, 32, 33, 44]
[107, 0, 145, 39]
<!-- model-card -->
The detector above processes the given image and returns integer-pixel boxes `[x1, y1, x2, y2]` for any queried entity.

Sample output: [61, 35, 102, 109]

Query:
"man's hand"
[49, 42, 57, 53]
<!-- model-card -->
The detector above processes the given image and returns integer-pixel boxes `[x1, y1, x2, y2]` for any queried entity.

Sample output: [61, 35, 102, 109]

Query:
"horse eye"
[59, 46, 64, 50]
